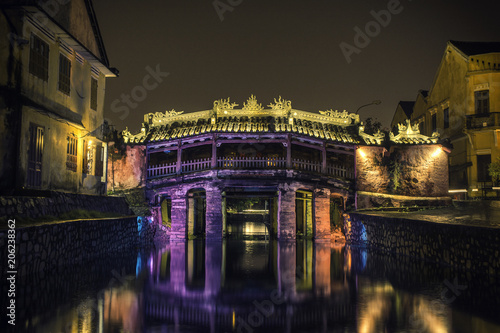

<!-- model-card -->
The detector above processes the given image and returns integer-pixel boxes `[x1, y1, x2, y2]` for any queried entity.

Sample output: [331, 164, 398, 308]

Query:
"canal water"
[14, 240, 500, 333]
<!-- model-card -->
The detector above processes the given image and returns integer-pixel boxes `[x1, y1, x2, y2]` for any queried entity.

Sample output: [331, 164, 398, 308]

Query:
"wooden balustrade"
[182, 158, 212, 173]
[148, 162, 177, 178]
[148, 156, 353, 179]
[217, 156, 286, 169]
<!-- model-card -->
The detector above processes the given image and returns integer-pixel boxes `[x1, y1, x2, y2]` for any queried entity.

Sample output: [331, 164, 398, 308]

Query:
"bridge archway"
[296, 190, 313, 238]
[187, 188, 206, 238]
[224, 190, 278, 240]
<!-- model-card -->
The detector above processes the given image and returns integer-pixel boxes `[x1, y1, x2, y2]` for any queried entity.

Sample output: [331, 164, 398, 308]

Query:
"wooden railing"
[148, 162, 176, 178]
[217, 157, 286, 169]
[292, 159, 322, 173]
[326, 165, 354, 179]
[182, 158, 212, 173]
[148, 157, 353, 179]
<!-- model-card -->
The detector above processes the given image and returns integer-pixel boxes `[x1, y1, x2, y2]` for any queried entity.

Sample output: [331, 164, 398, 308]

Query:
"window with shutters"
[58, 54, 71, 95]
[29, 34, 49, 81]
[475, 90, 489, 114]
[90, 78, 98, 110]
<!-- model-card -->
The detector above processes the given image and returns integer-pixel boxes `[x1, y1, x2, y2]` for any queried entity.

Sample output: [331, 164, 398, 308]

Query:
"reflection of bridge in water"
[143, 240, 356, 332]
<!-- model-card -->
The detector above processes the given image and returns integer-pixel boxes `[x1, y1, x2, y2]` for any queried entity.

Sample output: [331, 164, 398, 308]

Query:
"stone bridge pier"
[149, 178, 348, 242]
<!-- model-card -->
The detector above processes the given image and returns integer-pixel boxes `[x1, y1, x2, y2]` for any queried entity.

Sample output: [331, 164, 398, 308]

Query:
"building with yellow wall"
[0, 0, 117, 195]
[391, 41, 500, 198]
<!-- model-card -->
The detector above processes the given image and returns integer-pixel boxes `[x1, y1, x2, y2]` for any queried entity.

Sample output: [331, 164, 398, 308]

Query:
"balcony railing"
[466, 112, 500, 129]
[148, 157, 353, 180]
[218, 156, 286, 169]
[182, 158, 212, 173]
[148, 162, 177, 178]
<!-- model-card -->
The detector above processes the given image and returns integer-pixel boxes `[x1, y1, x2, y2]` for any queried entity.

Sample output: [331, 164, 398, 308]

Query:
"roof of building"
[449, 40, 500, 56]
[0, 0, 114, 72]
[419, 90, 429, 98]
[398, 101, 415, 118]
[122, 96, 440, 147]
[123, 96, 369, 145]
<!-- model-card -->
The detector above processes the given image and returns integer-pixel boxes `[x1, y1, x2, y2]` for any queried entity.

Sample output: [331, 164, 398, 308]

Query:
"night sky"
[93, 0, 500, 132]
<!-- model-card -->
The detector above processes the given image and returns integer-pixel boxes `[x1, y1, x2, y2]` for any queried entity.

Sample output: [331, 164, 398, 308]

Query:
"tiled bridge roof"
[122, 96, 438, 146]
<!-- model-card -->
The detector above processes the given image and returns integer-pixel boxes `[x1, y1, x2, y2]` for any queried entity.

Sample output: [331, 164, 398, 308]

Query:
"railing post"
[176, 140, 182, 175]
[286, 135, 292, 169]
[321, 143, 327, 174]
[211, 135, 217, 168]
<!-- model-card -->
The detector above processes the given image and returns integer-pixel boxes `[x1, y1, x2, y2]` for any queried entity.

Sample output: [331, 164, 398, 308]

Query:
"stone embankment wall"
[0, 217, 139, 278]
[0, 191, 132, 221]
[344, 213, 500, 276]
[356, 145, 450, 208]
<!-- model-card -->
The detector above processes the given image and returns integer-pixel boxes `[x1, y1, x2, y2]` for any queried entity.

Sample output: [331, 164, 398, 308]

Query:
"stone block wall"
[356, 145, 450, 208]
[344, 212, 500, 276]
[0, 191, 132, 221]
[0, 217, 138, 278]
[108, 143, 147, 192]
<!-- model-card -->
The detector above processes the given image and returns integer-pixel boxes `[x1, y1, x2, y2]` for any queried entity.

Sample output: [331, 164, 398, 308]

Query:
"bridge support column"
[206, 187, 223, 240]
[205, 241, 222, 297]
[278, 241, 296, 299]
[314, 188, 331, 241]
[170, 241, 186, 293]
[278, 184, 296, 240]
[171, 189, 187, 241]
[314, 242, 331, 296]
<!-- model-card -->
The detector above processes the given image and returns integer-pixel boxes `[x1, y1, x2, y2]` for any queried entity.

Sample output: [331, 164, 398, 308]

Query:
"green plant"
[489, 157, 500, 186]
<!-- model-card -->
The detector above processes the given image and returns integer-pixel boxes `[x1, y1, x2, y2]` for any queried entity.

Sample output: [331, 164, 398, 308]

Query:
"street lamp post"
[355, 100, 382, 114]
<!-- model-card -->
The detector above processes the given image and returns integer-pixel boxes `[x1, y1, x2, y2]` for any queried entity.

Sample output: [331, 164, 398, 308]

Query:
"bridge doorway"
[224, 191, 278, 240]
[187, 189, 206, 238]
[160, 196, 172, 228]
[330, 196, 344, 232]
[296, 190, 313, 238]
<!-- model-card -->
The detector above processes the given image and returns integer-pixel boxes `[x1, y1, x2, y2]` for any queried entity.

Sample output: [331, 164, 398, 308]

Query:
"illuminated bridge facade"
[122, 95, 445, 241]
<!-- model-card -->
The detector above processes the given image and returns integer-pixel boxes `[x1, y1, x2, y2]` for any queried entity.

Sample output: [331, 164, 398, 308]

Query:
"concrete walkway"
[358, 201, 500, 229]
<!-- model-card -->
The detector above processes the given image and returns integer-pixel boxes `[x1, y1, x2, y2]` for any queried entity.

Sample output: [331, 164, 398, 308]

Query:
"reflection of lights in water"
[358, 281, 449, 333]
[136, 253, 142, 277]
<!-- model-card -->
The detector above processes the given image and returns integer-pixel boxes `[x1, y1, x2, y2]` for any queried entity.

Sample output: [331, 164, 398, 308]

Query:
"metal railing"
[466, 112, 500, 129]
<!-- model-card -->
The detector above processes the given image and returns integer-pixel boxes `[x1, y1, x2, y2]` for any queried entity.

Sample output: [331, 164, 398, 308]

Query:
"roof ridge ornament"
[243, 94, 264, 111]
[318, 109, 360, 124]
[359, 126, 385, 145]
[213, 98, 238, 114]
[153, 109, 184, 119]
[268, 96, 292, 112]
[390, 119, 439, 144]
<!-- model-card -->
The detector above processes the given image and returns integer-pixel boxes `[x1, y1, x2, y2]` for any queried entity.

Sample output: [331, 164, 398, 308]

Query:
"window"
[90, 78, 98, 110]
[58, 54, 71, 95]
[475, 90, 489, 114]
[431, 113, 437, 132]
[443, 108, 449, 129]
[66, 135, 77, 172]
[477, 154, 491, 182]
[29, 34, 49, 81]
[418, 119, 425, 133]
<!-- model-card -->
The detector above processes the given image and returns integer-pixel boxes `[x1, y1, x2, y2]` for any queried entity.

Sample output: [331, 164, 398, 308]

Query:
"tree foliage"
[489, 157, 500, 185]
